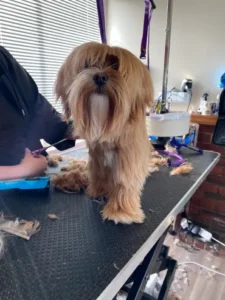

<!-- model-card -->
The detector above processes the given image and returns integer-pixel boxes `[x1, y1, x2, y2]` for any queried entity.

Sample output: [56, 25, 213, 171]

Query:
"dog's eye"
[111, 61, 119, 71]
[105, 54, 120, 71]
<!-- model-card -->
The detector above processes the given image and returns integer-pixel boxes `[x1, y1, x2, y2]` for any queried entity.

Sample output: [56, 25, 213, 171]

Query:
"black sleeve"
[0, 84, 26, 166]
[0, 126, 26, 166]
[0, 46, 39, 117]
[26, 93, 75, 152]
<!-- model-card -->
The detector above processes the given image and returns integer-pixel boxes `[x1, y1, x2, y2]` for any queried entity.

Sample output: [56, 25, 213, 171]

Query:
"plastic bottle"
[198, 93, 209, 115]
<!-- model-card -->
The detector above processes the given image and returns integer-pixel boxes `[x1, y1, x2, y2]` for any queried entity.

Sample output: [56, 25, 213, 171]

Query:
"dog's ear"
[55, 63, 71, 121]
[129, 65, 154, 120]
[142, 69, 154, 108]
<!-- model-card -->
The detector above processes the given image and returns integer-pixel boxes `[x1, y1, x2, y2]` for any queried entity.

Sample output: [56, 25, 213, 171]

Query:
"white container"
[149, 112, 190, 137]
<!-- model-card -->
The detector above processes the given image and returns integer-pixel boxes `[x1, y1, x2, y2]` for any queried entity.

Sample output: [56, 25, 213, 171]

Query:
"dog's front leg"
[86, 157, 107, 199]
[102, 185, 145, 224]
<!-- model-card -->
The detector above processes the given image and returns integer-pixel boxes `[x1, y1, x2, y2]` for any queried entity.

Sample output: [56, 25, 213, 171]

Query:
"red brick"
[198, 211, 214, 225]
[187, 204, 201, 216]
[211, 166, 223, 175]
[204, 191, 225, 201]
[207, 174, 225, 186]
[200, 182, 219, 193]
[213, 216, 225, 229]
[199, 125, 215, 134]
[219, 158, 225, 167]
[214, 200, 225, 214]
[200, 197, 216, 211]
[219, 187, 225, 196]
[190, 196, 201, 206]
[192, 188, 204, 198]
[198, 133, 212, 144]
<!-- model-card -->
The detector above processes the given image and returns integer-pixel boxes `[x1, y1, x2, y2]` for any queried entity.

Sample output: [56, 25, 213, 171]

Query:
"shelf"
[190, 114, 218, 126]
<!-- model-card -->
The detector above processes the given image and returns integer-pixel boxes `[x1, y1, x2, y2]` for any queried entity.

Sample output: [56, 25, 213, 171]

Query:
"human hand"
[0, 149, 47, 181]
[21, 149, 47, 177]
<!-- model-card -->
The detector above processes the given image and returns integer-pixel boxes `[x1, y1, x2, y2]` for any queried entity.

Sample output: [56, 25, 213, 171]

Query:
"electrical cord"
[178, 262, 225, 277]
[154, 87, 176, 113]
[176, 223, 202, 253]
[212, 237, 225, 248]
[179, 218, 225, 249]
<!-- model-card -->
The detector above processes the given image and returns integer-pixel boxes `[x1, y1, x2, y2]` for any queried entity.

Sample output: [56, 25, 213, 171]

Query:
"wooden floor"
[165, 235, 225, 300]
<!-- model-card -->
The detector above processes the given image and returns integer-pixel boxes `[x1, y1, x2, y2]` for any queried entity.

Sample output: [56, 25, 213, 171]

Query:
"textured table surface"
[0, 148, 219, 300]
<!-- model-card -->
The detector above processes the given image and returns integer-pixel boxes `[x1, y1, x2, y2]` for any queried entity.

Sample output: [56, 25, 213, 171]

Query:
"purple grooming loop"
[140, 0, 156, 69]
[96, 0, 107, 44]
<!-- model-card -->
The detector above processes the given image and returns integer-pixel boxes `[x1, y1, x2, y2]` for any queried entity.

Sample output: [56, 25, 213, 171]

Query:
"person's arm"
[0, 101, 47, 180]
[27, 93, 76, 152]
[42, 98, 76, 151]
[0, 150, 47, 181]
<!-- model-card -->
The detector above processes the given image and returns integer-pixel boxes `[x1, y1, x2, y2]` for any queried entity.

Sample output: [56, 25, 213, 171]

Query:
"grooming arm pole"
[161, 0, 173, 113]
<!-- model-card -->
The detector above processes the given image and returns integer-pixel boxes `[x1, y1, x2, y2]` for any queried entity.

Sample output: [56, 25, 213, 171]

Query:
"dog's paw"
[102, 204, 145, 224]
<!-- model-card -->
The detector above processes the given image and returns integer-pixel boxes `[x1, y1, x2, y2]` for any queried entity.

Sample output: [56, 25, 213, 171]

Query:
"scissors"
[31, 138, 68, 156]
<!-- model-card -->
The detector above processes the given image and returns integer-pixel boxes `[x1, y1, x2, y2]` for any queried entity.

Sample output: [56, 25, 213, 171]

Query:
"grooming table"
[0, 148, 219, 300]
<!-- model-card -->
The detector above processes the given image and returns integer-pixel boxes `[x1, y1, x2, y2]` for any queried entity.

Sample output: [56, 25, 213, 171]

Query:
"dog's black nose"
[93, 74, 108, 86]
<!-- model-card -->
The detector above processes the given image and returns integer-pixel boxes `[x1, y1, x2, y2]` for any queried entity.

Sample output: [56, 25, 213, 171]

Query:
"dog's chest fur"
[103, 150, 115, 167]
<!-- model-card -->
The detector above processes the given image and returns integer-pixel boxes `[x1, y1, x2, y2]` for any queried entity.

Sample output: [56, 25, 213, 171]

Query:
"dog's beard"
[89, 93, 109, 142]
[68, 68, 130, 143]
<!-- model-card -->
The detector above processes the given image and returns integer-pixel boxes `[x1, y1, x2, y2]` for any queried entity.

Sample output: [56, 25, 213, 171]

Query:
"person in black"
[0, 46, 75, 180]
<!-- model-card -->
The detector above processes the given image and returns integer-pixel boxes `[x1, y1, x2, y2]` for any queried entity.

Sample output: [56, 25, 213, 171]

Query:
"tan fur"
[151, 157, 168, 166]
[47, 154, 63, 167]
[170, 163, 193, 176]
[52, 160, 88, 192]
[60, 159, 87, 172]
[55, 42, 154, 224]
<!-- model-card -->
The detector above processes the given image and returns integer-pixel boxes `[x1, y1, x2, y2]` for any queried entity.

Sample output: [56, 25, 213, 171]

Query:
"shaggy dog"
[54, 42, 153, 224]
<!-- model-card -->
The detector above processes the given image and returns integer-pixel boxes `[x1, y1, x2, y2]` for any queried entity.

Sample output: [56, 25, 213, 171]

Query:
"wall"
[106, 0, 225, 109]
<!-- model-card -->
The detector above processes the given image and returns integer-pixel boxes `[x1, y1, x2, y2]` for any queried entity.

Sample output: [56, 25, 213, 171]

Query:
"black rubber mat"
[0, 149, 219, 300]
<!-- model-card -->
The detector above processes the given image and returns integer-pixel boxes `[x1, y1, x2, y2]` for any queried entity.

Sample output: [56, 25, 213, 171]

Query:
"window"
[0, 0, 100, 111]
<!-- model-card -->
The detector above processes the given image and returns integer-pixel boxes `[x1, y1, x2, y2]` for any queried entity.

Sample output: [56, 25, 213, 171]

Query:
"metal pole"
[161, 0, 173, 113]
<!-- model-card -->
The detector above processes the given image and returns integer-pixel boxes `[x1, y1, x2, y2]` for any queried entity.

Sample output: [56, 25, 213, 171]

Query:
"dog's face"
[55, 42, 153, 143]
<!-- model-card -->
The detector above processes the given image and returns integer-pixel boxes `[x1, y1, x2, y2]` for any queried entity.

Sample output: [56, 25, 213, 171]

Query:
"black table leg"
[126, 231, 167, 300]
[158, 258, 177, 300]
[120, 229, 177, 300]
